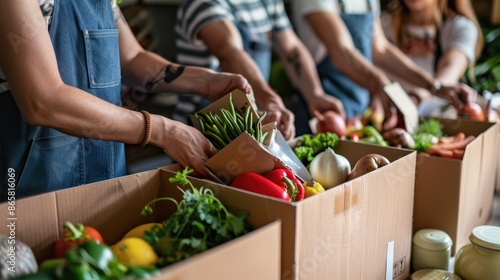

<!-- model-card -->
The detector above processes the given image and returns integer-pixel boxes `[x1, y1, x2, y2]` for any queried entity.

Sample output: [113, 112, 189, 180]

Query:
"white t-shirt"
[381, 12, 477, 76]
[291, 0, 380, 64]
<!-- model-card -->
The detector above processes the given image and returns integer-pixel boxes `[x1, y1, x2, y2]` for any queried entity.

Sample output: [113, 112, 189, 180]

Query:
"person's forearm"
[434, 50, 469, 85]
[373, 42, 435, 90]
[120, 50, 217, 98]
[18, 83, 148, 145]
[304, 12, 388, 95]
[276, 43, 326, 103]
[329, 45, 389, 94]
[218, 47, 284, 106]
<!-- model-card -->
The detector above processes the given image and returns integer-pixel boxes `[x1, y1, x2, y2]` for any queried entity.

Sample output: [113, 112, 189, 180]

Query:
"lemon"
[122, 223, 162, 240]
[111, 237, 159, 268]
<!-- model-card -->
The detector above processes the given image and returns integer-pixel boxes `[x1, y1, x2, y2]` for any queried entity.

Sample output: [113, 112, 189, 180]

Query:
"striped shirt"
[175, 0, 291, 70]
[173, 0, 291, 123]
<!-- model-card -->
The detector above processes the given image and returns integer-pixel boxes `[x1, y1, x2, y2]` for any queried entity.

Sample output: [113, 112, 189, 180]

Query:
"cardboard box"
[0, 169, 282, 280]
[412, 118, 499, 255]
[164, 141, 416, 280]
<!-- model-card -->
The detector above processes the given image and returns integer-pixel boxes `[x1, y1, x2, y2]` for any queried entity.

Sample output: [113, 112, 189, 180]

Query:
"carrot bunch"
[424, 133, 475, 159]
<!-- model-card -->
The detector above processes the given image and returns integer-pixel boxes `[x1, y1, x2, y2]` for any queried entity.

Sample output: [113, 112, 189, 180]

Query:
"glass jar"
[411, 269, 461, 280]
[412, 229, 453, 271]
[454, 225, 500, 280]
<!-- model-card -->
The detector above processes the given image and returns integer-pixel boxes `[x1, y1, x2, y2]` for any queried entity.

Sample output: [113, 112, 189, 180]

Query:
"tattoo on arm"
[286, 50, 302, 78]
[145, 64, 186, 91]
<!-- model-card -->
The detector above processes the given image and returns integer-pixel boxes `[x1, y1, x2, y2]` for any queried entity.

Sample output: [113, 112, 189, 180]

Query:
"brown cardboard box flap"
[202, 131, 289, 185]
[384, 82, 419, 134]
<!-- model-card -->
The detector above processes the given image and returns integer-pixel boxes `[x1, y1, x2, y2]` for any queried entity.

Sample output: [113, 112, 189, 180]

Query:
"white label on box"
[386, 241, 394, 280]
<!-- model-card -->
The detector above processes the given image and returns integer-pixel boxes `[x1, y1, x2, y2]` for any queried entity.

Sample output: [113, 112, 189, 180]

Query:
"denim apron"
[293, 0, 374, 135]
[176, 0, 273, 124]
[0, 1, 126, 200]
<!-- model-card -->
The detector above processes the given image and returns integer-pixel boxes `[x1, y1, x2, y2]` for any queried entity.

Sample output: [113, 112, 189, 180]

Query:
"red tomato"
[54, 222, 104, 258]
[316, 111, 346, 137]
[461, 102, 485, 121]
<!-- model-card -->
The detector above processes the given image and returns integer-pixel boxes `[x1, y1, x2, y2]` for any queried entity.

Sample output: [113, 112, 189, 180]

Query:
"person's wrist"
[429, 80, 441, 94]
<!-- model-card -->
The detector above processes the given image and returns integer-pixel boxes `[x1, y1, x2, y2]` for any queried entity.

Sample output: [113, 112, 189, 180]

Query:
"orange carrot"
[427, 148, 454, 158]
[429, 135, 475, 151]
[438, 133, 465, 144]
[452, 149, 465, 159]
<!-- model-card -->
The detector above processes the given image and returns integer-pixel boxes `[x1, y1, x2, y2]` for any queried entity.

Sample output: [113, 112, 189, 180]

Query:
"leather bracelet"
[140, 110, 152, 146]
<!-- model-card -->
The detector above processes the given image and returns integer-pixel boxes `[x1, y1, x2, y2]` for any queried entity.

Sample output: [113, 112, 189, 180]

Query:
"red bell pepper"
[231, 172, 291, 202]
[264, 168, 305, 201]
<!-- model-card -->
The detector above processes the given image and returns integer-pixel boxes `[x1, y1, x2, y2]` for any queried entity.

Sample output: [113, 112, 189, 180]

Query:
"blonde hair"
[387, 0, 483, 64]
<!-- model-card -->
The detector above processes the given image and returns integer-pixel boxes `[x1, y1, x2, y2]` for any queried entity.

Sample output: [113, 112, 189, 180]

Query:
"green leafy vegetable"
[141, 168, 253, 267]
[411, 119, 442, 153]
[292, 132, 339, 168]
[413, 119, 443, 137]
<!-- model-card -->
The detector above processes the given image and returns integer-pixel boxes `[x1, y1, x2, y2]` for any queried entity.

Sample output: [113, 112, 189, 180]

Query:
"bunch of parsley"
[141, 168, 253, 267]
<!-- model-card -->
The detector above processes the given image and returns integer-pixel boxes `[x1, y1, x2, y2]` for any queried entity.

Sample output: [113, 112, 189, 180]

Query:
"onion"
[309, 148, 351, 189]
[315, 111, 346, 137]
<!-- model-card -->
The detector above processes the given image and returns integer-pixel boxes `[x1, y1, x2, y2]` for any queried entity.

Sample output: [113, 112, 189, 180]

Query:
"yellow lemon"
[111, 237, 159, 268]
[122, 223, 162, 240]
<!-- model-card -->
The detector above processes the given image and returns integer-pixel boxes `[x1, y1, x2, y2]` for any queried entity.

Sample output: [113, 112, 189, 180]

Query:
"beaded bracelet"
[140, 110, 152, 146]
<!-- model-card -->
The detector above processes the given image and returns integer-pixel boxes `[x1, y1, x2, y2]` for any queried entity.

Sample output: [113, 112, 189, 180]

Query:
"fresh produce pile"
[383, 119, 476, 160]
[141, 168, 252, 267]
[291, 132, 391, 192]
[11, 168, 252, 280]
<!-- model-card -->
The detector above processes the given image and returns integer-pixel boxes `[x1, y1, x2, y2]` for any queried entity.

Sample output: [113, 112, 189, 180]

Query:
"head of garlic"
[309, 148, 351, 189]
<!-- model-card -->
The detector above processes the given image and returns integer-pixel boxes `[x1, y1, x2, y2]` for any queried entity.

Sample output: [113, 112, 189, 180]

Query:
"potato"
[382, 128, 415, 149]
[346, 154, 390, 181]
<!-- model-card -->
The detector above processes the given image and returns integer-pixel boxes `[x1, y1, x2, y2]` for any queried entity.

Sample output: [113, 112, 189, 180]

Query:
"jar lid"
[411, 269, 461, 280]
[413, 229, 453, 251]
[470, 225, 500, 251]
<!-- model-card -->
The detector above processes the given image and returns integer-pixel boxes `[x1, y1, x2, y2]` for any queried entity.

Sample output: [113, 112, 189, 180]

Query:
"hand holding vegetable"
[346, 154, 390, 181]
[54, 222, 104, 258]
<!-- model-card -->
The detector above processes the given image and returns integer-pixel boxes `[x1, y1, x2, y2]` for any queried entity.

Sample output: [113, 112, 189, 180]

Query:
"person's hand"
[204, 72, 252, 102]
[258, 98, 295, 140]
[307, 94, 346, 120]
[369, 92, 398, 132]
[160, 119, 217, 178]
[434, 83, 477, 110]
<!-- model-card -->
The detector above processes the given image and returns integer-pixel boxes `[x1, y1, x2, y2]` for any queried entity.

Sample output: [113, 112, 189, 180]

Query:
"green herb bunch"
[141, 168, 253, 267]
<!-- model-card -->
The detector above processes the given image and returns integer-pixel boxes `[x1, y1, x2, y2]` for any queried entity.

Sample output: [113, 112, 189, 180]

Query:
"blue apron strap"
[0, 0, 126, 200]
[227, 0, 273, 80]
[293, 4, 374, 135]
